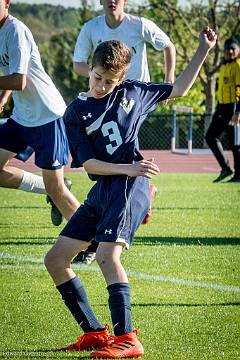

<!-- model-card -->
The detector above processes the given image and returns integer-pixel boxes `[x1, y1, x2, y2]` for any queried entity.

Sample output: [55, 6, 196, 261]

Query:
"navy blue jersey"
[64, 80, 173, 168]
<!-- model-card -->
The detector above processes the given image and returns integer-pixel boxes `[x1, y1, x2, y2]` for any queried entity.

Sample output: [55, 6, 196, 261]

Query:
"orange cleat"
[142, 184, 158, 224]
[58, 325, 114, 352]
[90, 329, 144, 359]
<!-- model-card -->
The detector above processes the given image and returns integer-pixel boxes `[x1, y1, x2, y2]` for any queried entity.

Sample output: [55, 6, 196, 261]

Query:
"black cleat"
[227, 176, 240, 183]
[213, 169, 233, 183]
[72, 251, 96, 265]
[46, 178, 72, 226]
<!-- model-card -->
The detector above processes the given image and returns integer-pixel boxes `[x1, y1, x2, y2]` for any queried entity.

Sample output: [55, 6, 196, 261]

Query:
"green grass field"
[0, 173, 239, 360]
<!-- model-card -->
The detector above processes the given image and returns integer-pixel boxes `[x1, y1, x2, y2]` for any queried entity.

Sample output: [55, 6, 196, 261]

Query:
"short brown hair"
[92, 40, 131, 74]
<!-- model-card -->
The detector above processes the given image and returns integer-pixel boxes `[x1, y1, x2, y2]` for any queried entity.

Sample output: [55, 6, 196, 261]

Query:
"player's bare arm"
[83, 158, 160, 179]
[0, 73, 26, 90]
[164, 41, 176, 83]
[170, 27, 217, 99]
[73, 61, 90, 77]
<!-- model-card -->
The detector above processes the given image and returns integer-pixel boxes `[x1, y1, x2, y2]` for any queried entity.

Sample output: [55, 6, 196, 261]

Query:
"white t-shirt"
[0, 15, 66, 127]
[73, 14, 170, 82]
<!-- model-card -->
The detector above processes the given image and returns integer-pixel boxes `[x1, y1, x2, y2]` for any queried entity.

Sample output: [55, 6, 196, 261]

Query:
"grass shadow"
[134, 236, 240, 246]
[0, 206, 46, 209]
[0, 237, 55, 245]
[154, 206, 238, 211]
[131, 302, 240, 307]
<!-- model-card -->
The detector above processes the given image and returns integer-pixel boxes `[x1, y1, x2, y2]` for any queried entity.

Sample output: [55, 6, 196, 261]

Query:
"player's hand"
[0, 90, 12, 113]
[200, 27, 217, 50]
[127, 158, 160, 178]
[0, 97, 8, 113]
[0, 100, 5, 113]
[229, 112, 240, 126]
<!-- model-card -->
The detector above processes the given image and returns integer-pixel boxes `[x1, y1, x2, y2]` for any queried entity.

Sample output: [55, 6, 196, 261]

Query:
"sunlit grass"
[0, 173, 239, 359]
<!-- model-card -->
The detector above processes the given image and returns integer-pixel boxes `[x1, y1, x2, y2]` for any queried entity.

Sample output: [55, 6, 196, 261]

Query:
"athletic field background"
[0, 155, 239, 359]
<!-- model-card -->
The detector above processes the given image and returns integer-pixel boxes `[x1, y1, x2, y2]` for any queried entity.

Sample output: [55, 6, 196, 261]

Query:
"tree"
[140, 0, 240, 117]
[1, 3, 96, 109]
[40, 30, 89, 104]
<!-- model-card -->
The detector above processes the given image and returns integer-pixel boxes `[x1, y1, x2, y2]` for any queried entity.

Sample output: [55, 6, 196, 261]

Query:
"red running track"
[9, 150, 233, 173]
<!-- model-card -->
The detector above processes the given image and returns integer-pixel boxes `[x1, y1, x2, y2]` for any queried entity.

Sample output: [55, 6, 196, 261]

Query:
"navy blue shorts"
[0, 118, 69, 170]
[15, 146, 34, 162]
[61, 175, 150, 248]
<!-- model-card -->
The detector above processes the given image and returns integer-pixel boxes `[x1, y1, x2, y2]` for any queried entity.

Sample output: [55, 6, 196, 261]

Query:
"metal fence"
[1, 113, 230, 152]
[139, 111, 230, 151]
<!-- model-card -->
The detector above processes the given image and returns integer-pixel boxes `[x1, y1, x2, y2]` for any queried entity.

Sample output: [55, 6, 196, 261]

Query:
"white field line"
[1, 253, 240, 293]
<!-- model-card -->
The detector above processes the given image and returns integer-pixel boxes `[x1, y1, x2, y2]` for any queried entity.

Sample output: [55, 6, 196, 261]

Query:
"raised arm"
[163, 41, 176, 83]
[73, 61, 90, 77]
[170, 27, 217, 98]
[73, 21, 92, 77]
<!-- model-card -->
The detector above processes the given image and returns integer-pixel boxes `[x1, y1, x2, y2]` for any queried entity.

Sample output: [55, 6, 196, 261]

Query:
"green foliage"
[1, 3, 96, 109]
[11, 3, 83, 36]
[3, 1, 238, 114]
[0, 172, 239, 359]
[39, 30, 89, 103]
[144, 0, 239, 114]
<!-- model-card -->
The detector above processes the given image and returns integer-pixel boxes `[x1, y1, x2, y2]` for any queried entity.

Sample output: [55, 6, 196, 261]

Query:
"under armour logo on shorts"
[105, 229, 112, 235]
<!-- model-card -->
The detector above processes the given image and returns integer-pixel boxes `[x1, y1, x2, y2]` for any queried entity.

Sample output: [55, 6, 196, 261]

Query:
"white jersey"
[0, 15, 66, 127]
[73, 14, 170, 82]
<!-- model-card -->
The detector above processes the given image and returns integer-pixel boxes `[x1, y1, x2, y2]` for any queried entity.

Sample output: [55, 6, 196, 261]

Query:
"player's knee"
[95, 249, 105, 266]
[0, 163, 7, 172]
[96, 249, 112, 267]
[44, 248, 63, 275]
[96, 250, 120, 272]
[44, 250, 55, 273]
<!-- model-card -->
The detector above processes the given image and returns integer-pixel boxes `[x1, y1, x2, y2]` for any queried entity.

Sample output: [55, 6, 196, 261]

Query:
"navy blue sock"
[107, 282, 132, 336]
[57, 277, 103, 332]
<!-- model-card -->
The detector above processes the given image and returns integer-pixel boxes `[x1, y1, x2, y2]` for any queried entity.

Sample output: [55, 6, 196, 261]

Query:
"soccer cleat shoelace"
[58, 325, 114, 352]
[90, 329, 144, 359]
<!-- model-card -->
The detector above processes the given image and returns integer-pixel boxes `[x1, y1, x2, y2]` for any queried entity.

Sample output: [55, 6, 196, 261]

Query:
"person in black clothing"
[205, 37, 240, 183]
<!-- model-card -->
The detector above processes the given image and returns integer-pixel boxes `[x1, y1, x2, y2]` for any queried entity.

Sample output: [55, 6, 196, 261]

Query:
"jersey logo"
[120, 97, 135, 114]
[105, 229, 112, 235]
[52, 159, 61, 167]
[82, 113, 92, 120]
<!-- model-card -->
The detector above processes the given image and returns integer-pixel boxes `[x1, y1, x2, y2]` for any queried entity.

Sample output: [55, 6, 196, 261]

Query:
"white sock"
[18, 171, 46, 194]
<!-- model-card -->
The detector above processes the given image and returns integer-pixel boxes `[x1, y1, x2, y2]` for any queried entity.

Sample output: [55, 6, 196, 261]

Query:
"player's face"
[0, 0, 9, 27]
[224, 46, 239, 61]
[88, 65, 124, 99]
[100, 0, 127, 15]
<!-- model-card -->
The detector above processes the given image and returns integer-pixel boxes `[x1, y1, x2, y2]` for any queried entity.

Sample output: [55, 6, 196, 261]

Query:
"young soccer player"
[0, 0, 80, 224]
[45, 27, 217, 359]
[73, 0, 176, 264]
